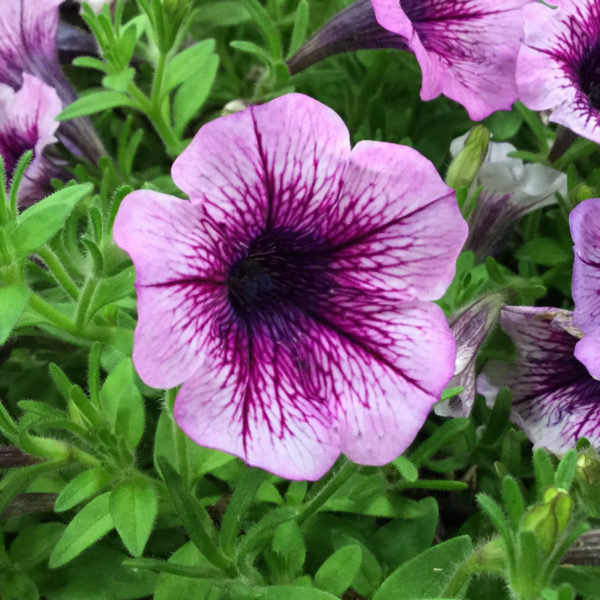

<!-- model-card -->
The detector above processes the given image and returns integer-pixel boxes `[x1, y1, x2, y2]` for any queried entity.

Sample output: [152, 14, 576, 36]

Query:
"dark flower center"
[226, 228, 331, 322]
[578, 38, 600, 110]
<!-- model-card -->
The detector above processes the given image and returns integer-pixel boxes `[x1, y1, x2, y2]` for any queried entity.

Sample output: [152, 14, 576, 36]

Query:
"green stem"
[74, 278, 98, 331]
[150, 51, 167, 111]
[37, 247, 79, 299]
[166, 388, 190, 487]
[395, 479, 468, 491]
[29, 294, 78, 336]
[297, 459, 358, 525]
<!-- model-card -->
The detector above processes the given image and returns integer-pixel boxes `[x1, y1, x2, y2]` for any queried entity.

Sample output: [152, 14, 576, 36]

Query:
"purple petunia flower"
[571, 198, 600, 380]
[113, 93, 468, 480]
[0, 0, 103, 164]
[370, 0, 532, 120]
[0, 73, 64, 207]
[517, 0, 600, 143]
[288, 0, 531, 121]
[450, 133, 566, 261]
[478, 306, 600, 452]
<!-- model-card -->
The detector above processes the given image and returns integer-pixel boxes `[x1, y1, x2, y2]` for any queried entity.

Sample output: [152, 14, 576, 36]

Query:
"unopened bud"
[446, 125, 490, 190]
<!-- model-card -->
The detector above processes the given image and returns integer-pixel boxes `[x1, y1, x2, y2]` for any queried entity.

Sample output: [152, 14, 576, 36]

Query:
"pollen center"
[226, 228, 330, 321]
[578, 38, 600, 110]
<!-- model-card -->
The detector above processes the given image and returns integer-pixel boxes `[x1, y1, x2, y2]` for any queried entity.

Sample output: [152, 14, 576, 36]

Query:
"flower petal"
[113, 190, 231, 388]
[478, 306, 600, 452]
[371, 0, 529, 120]
[171, 93, 350, 246]
[570, 197, 600, 379]
[0, 74, 62, 206]
[517, 0, 600, 142]
[174, 299, 455, 479]
[327, 141, 467, 302]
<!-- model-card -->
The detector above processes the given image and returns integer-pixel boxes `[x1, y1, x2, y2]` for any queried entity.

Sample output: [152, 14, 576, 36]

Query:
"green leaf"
[220, 468, 266, 557]
[49, 492, 114, 568]
[257, 586, 339, 600]
[102, 68, 135, 93]
[110, 478, 157, 557]
[12, 184, 92, 256]
[99, 357, 144, 450]
[485, 109, 522, 141]
[238, 0, 281, 60]
[393, 455, 419, 482]
[272, 520, 305, 576]
[502, 476, 525, 528]
[314, 545, 362, 596]
[72, 56, 109, 72]
[88, 267, 135, 318]
[55, 468, 112, 512]
[195, 1, 250, 27]
[173, 54, 219, 136]
[287, 0, 309, 58]
[373, 536, 473, 600]
[57, 91, 136, 120]
[0, 284, 29, 344]
[10, 522, 65, 567]
[164, 39, 215, 93]
[555, 449, 578, 490]
[534, 448, 556, 494]
[515, 238, 571, 266]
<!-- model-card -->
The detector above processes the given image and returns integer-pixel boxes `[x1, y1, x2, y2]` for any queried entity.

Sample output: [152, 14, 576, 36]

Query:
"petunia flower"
[0, 74, 64, 207]
[571, 197, 600, 379]
[113, 93, 468, 480]
[450, 133, 566, 261]
[288, 0, 531, 121]
[435, 293, 505, 418]
[478, 306, 600, 452]
[517, 0, 600, 144]
[0, 0, 103, 163]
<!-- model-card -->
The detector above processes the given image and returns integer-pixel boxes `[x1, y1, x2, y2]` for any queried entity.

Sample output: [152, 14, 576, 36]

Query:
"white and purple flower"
[450, 133, 566, 261]
[517, 0, 600, 144]
[478, 306, 600, 452]
[571, 198, 600, 380]
[113, 93, 468, 480]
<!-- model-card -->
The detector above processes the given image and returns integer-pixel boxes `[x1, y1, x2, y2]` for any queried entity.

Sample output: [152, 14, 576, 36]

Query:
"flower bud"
[445, 125, 490, 190]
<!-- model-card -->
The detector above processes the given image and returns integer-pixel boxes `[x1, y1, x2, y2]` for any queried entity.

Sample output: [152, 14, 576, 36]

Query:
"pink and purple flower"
[571, 198, 600, 380]
[478, 306, 600, 452]
[517, 0, 600, 143]
[371, 0, 532, 120]
[113, 93, 468, 480]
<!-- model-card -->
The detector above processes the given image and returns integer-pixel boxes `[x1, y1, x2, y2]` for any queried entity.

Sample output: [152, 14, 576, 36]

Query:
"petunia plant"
[2, 1, 600, 599]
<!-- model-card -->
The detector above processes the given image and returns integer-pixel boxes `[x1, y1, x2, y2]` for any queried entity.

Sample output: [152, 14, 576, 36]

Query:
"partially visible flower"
[114, 93, 468, 480]
[450, 133, 566, 261]
[517, 0, 600, 144]
[570, 197, 600, 379]
[435, 293, 505, 418]
[478, 306, 600, 452]
[370, 0, 533, 120]
[0, 0, 103, 163]
[0, 74, 64, 207]
[288, 0, 531, 120]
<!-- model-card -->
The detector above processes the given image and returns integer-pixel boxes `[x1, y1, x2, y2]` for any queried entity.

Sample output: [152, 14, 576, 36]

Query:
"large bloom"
[0, 74, 63, 207]
[0, 0, 103, 163]
[478, 306, 600, 452]
[450, 133, 566, 261]
[517, 0, 600, 143]
[571, 197, 600, 379]
[113, 93, 468, 480]
[370, 0, 532, 120]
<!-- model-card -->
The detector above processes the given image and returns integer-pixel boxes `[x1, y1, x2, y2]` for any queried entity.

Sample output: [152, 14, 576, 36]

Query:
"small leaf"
[163, 40, 215, 93]
[110, 478, 157, 557]
[272, 520, 305, 576]
[287, 0, 309, 58]
[257, 586, 339, 600]
[555, 449, 578, 491]
[12, 184, 92, 256]
[10, 522, 65, 567]
[49, 492, 114, 568]
[373, 536, 473, 600]
[314, 545, 362, 596]
[99, 357, 144, 450]
[102, 68, 135, 93]
[0, 284, 29, 344]
[57, 91, 136, 120]
[88, 267, 135, 317]
[55, 468, 112, 512]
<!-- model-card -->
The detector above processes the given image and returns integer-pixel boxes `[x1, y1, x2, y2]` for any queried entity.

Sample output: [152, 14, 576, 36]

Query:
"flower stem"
[123, 557, 225, 581]
[28, 294, 78, 336]
[74, 278, 98, 331]
[37, 247, 79, 299]
[297, 458, 358, 524]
